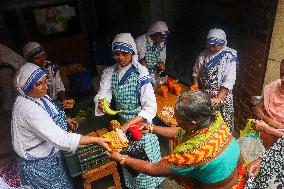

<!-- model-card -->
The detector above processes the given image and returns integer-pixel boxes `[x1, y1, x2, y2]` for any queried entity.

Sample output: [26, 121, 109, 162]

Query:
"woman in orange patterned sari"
[107, 91, 245, 189]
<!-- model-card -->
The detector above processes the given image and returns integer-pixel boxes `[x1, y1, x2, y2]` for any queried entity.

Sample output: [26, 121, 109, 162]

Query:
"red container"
[129, 123, 142, 140]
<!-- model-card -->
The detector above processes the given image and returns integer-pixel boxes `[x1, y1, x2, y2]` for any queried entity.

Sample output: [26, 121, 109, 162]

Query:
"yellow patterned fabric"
[163, 112, 233, 167]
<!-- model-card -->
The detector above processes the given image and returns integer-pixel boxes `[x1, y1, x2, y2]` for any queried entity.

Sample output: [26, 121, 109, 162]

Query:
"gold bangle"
[149, 124, 154, 133]
[119, 155, 128, 166]
[267, 119, 272, 126]
[260, 113, 265, 120]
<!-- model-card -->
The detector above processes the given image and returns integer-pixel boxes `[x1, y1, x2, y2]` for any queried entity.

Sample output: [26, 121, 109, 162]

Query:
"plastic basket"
[68, 69, 92, 92]
[64, 144, 111, 177]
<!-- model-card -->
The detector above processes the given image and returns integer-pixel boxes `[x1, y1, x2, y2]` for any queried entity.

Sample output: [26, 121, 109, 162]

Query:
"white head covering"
[112, 33, 139, 67]
[0, 44, 25, 70]
[206, 28, 227, 47]
[147, 21, 169, 36]
[15, 63, 46, 95]
[22, 42, 45, 62]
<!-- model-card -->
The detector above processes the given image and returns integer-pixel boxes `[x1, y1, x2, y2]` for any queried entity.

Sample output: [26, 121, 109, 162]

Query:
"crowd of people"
[0, 20, 283, 189]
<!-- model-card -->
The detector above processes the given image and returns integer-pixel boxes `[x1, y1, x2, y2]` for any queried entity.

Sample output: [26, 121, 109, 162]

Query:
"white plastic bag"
[238, 134, 265, 163]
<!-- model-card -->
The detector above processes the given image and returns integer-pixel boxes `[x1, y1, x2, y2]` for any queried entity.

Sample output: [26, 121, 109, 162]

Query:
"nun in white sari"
[12, 63, 110, 189]
[135, 21, 169, 75]
[94, 33, 164, 189]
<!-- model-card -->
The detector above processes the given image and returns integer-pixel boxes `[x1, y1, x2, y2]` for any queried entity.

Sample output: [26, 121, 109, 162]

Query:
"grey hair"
[175, 91, 215, 128]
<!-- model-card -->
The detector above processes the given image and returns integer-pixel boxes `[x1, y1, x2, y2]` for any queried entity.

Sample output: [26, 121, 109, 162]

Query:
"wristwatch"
[119, 155, 128, 166]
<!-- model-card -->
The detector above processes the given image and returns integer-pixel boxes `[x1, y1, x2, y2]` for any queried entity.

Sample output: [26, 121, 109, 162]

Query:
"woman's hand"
[157, 61, 166, 71]
[246, 157, 262, 178]
[211, 97, 222, 107]
[98, 99, 105, 113]
[120, 124, 130, 133]
[105, 151, 124, 162]
[255, 120, 284, 137]
[254, 120, 269, 132]
[95, 137, 112, 151]
[120, 116, 144, 133]
[67, 117, 78, 131]
[140, 123, 151, 133]
[270, 119, 282, 129]
[141, 60, 148, 67]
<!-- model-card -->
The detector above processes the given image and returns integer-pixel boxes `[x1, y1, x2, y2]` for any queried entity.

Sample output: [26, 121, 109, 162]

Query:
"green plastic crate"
[64, 144, 111, 177]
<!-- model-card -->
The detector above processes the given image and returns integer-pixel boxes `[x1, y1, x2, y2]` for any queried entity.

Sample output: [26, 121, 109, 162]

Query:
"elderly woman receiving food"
[12, 63, 111, 189]
[107, 91, 245, 189]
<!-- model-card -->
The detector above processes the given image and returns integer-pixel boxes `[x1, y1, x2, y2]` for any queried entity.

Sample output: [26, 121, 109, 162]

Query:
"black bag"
[121, 133, 149, 177]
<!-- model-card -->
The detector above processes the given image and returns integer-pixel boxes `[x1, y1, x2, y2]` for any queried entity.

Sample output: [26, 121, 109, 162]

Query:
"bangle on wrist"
[119, 155, 128, 166]
[268, 119, 273, 126]
[259, 113, 265, 120]
[149, 124, 154, 133]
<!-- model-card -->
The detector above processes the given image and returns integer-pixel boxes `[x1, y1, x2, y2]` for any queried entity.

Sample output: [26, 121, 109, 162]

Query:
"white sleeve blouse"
[44, 61, 65, 100]
[135, 34, 166, 62]
[94, 64, 157, 122]
[192, 48, 237, 91]
[12, 96, 81, 159]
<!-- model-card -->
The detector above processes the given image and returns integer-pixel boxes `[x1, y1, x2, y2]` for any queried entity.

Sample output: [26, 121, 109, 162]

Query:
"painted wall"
[265, 0, 284, 86]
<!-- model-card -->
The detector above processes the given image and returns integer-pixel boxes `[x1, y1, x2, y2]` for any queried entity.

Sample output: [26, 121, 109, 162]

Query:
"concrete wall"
[265, 0, 284, 86]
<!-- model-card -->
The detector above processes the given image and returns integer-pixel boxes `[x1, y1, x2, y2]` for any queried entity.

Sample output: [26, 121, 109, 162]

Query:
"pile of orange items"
[96, 128, 108, 137]
[102, 129, 128, 152]
[159, 77, 183, 97]
[108, 120, 121, 131]
[89, 121, 128, 152]
[189, 85, 199, 91]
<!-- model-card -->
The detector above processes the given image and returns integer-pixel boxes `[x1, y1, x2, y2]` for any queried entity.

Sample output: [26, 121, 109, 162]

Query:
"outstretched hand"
[141, 60, 148, 67]
[157, 61, 166, 71]
[139, 123, 151, 133]
[98, 99, 105, 113]
[95, 137, 112, 151]
[246, 157, 261, 178]
[211, 97, 222, 107]
[120, 124, 129, 133]
[105, 151, 123, 162]
[67, 117, 78, 131]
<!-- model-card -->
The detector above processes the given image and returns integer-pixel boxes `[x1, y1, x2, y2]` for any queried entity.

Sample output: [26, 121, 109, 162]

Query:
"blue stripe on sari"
[40, 98, 54, 117]
[112, 42, 134, 54]
[206, 50, 237, 69]
[26, 141, 46, 152]
[118, 65, 138, 85]
[207, 37, 225, 46]
[21, 68, 46, 94]
[136, 76, 153, 100]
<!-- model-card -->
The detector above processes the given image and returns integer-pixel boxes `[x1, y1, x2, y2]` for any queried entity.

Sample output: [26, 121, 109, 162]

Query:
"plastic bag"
[238, 119, 265, 164]
[240, 119, 258, 137]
